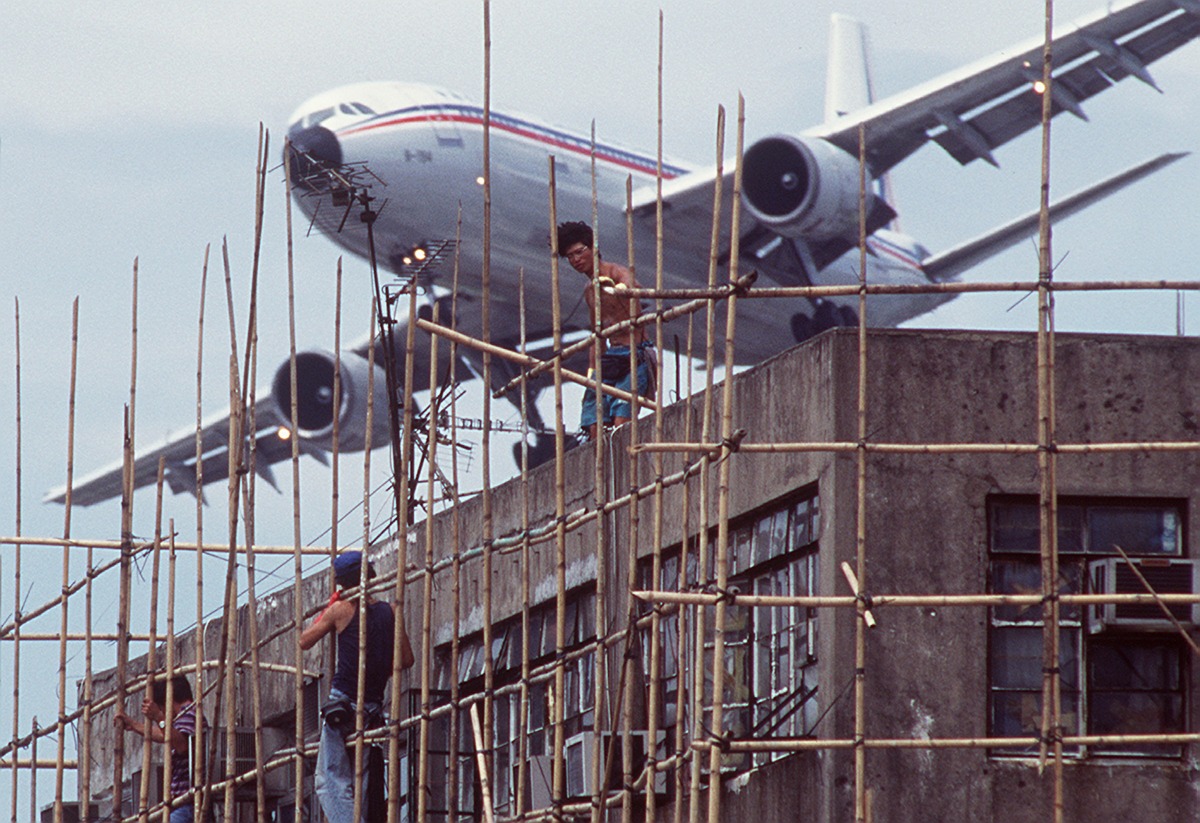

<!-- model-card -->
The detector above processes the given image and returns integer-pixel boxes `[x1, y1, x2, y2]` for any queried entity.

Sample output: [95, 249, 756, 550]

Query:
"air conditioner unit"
[563, 730, 667, 799]
[1088, 557, 1200, 632]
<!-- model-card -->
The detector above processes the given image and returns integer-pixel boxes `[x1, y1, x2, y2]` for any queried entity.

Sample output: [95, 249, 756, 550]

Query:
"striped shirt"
[170, 702, 196, 800]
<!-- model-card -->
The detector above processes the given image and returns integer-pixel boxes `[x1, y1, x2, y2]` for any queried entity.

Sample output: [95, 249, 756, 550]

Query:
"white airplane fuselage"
[286, 81, 948, 362]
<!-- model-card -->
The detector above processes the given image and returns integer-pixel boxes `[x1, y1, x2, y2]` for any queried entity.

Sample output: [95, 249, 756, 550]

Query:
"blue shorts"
[580, 343, 653, 429]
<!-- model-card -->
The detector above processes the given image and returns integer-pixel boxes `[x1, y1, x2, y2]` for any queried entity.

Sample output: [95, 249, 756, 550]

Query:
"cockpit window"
[304, 106, 336, 128]
[352, 102, 376, 115]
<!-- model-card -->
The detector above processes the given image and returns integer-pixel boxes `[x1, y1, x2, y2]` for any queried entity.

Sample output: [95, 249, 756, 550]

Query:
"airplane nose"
[284, 124, 343, 185]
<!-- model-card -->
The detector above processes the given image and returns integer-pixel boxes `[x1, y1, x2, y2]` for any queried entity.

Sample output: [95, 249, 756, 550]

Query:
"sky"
[2, 0, 1199, 815]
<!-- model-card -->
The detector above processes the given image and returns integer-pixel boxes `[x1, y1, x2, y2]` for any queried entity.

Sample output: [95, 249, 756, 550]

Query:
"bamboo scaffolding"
[14, 6, 1200, 823]
[415, 316, 658, 412]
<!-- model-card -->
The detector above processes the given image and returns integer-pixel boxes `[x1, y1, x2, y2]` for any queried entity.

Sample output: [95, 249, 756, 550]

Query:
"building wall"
[84, 329, 1200, 821]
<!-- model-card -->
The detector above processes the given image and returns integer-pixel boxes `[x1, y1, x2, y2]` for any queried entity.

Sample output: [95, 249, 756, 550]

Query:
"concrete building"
[85, 328, 1200, 821]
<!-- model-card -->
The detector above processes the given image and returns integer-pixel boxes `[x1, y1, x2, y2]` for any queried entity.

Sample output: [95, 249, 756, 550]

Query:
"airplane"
[47, 0, 1200, 507]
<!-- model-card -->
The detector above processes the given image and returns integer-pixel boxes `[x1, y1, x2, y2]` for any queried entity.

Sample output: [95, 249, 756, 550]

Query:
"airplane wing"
[42, 396, 313, 507]
[43, 320, 430, 508]
[631, 0, 1199, 272]
[813, 0, 1200, 171]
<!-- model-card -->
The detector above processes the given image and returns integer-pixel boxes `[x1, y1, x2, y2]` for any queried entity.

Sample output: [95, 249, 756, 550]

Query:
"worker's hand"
[141, 698, 163, 723]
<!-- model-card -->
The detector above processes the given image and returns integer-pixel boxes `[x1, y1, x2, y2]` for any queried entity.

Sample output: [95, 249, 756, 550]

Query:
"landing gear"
[790, 302, 859, 343]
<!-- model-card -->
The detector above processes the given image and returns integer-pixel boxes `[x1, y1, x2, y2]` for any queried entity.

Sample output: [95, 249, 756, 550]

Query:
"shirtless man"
[556, 221, 655, 440]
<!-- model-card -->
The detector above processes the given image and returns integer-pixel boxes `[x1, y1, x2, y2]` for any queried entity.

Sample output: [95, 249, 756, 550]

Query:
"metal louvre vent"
[1088, 558, 1199, 632]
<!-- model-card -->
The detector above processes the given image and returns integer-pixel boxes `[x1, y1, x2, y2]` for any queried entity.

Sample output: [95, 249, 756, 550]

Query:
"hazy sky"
[2, 0, 1198, 814]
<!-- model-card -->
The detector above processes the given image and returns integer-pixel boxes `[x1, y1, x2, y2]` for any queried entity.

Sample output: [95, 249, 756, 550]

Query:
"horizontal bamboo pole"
[415, 317, 658, 411]
[618, 278, 1200, 301]
[494, 271, 757, 395]
[0, 535, 335, 555]
[1, 634, 154, 642]
[635, 440, 1200, 455]
[0, 760, 76, 770]
[634, 590, 1200, 608]
[690, 731, 1200, 752]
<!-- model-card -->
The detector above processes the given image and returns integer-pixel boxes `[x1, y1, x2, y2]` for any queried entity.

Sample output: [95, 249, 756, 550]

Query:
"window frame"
[986, 495, 1189, 760]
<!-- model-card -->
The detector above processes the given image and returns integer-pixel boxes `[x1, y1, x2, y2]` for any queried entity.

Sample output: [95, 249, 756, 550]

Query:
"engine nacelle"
[741, 134, 874, 241]
[270, 349, 390, 453]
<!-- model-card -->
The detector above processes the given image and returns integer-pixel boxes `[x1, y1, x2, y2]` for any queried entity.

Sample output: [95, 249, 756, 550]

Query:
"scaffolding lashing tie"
[1038, 728, 1064, 746]
[721, 429, 747, 453]
[704, 583, 738, 606]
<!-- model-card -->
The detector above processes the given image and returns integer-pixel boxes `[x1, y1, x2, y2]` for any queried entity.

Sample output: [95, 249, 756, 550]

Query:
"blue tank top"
[332, 600, 395, 703]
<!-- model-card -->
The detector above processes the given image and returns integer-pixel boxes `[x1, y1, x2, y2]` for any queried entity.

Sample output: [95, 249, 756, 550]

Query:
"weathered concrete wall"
[85, 328, 1200, 822]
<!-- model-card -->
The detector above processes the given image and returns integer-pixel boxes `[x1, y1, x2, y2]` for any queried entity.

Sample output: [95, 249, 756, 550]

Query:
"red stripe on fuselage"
[339, 113, 678, 180]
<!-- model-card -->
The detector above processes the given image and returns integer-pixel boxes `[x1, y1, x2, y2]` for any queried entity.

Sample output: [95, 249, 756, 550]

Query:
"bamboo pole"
[547, 156, 568, 822]
[113, 257, 140, 821]
[481, 5, 499, 807]
[416, 318, 658, 412]
[417, 301, 440, 823]
[704, 94, 745, 823]
[632, 440, 1200, 456]
[515, 267, 531, 819]
[282, 133, 309, 823]
[632, 590, 1200, 609]
[193, 244, 210, 823]
[9, 298, 21, 823]
[136, 463, 165, 823]
[644, 17, 668, 822]
[689, 103, 724, 823]
[218, 239, 244, 823]
[620, 173, 641, 823]
[584, 124, 607, 823]
[53, 298, 79, 823]
[852, 121, 871, 823]
[447, 207, 465, 822]
[162, 528, 177, 823]
[355, 302, 379, 823]
[1033, 5, 1065, 822]
[491, 276, 752, 399]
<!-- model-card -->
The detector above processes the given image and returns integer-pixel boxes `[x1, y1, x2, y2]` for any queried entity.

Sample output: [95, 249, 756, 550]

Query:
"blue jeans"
[169, 804, 194, 823]
[580, 343, 653, 429]
[315, 689, 378, 823]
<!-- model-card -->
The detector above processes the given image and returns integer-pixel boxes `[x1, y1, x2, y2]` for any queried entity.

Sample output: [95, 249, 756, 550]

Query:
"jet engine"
[742, 134, 874, 241]
[270, 350, 391, 452]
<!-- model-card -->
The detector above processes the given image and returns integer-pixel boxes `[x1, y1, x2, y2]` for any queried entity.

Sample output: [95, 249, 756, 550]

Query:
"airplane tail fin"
[824, 14, 874, 122]
[921, 152, 1188, 283]
[825, 15, 897, 224]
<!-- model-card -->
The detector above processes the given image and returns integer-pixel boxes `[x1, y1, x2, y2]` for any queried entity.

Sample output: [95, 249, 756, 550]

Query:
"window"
[418, 588, 598, 820]
[987, 497, 1188, 758]
[641, 487, 820, 773]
